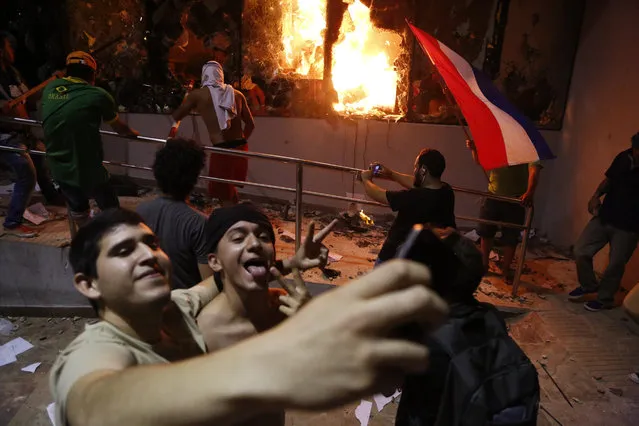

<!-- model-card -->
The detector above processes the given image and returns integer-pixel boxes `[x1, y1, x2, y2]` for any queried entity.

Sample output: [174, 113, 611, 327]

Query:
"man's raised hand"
[270, 267, 311, 316]
[255, 260, 449, 409]
[288, 219, 338, 271]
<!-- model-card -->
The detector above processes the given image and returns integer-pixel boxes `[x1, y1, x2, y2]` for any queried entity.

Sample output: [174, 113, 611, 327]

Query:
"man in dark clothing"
[0, 32, 60, 237]
[359, 149, 456, 264]
[137, 138, 212, 289]
[569, 133, 639, 312]
[395, 232, 539, 426]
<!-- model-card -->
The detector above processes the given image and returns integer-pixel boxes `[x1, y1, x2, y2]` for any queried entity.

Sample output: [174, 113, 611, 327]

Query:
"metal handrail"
[0, 115, 533, 295]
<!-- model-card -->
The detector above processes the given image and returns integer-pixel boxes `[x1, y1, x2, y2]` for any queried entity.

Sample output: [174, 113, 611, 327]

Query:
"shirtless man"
[196, 204, 337, 425]
[172, 61, 255, 206]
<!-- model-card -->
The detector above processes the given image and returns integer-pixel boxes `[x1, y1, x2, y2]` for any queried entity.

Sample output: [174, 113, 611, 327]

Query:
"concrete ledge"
[0, 305, 95, 318]
[0, 239, 87, 310]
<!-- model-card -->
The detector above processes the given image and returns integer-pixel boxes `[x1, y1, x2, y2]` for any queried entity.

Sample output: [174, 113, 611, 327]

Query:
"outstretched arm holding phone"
[369, 163, 415, 190]
[360, 169, 390, 205]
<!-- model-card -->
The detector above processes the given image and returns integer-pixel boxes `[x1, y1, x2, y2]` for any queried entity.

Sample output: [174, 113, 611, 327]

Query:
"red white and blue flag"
[408, 23, 555, 171]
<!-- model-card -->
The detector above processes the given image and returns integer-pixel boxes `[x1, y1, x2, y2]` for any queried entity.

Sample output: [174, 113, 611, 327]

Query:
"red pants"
[208, 143, 248, 203]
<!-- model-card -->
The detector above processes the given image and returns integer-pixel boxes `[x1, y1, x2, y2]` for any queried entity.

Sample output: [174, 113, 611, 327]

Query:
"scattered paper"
[373, 389, 402, 412]
[47, 402, 56, 426]
[463, 229, 480, 242]
[0, 318, 15, 336]
[29, 202, 50, 217]
[23, 209, 47, 225]
[328, 252, 343, 263]
[354, 400, 373, 426]
[21, 362, 41, 373]
[0, 345, 17, 367]
[2, 337, 34, 357]
[23, 202, 51, 225]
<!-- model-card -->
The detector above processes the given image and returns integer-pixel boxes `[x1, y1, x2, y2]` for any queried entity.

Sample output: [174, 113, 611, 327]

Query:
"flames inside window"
[244, 0, 406, 118]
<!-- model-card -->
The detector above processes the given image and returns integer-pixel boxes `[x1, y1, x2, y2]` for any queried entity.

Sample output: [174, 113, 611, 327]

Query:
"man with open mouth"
[197, 203, 337, 425]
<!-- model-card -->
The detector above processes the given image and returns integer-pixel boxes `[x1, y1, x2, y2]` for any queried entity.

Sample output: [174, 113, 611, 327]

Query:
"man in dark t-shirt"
[569, 133, 639, 312]
[137, 138, 212, 289]
[359, 149, 456, 264]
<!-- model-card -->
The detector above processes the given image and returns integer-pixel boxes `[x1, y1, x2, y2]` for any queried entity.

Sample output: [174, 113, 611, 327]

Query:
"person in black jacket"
[395, 231, 539, 426]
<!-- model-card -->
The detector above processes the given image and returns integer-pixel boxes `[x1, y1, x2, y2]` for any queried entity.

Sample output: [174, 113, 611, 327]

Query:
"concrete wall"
[105, 114, 560, 226]
[0, 240, 88, 310]
[533, 0, 639, 287]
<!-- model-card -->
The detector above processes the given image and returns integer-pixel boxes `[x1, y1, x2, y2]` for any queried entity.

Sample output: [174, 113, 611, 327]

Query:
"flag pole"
[435, 74, 473, 142]
[431, 66, 489, 180]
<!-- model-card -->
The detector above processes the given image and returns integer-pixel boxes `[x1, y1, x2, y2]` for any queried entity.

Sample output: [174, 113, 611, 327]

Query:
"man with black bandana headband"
[196, 203, 336, 425]
[358, 148, 457, 265]
[197, 203, 337, 344]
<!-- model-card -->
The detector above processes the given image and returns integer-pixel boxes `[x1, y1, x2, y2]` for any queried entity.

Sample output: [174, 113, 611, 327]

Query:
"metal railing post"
[511, 205, 534, 296]
[295, 163, 303, 251]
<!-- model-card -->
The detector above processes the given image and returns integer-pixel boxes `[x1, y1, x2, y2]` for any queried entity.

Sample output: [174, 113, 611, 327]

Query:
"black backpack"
[397, 302, 540, 426]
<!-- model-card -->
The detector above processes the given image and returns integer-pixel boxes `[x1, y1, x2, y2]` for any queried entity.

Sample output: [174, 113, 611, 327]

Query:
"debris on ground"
[0, 318, 15, 336]
[322, 268, 341, 280]
[355, 239, 374, 248]
[572, 397, 583, 404]
[609, 388, 623, 397]
[21, 362, 41, 373]
[0, 337, 34, 367]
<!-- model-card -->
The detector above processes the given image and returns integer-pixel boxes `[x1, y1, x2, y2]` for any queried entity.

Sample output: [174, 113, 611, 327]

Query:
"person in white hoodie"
[172, 61, 255, 206]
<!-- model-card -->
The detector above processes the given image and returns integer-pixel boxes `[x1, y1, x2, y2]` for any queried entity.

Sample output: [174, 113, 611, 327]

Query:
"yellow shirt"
[487, 163, 539, 197]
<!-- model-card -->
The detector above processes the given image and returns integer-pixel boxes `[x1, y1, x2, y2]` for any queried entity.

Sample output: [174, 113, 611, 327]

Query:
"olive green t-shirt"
[487, 163, 540, 197]
[41, 77, 118, 189]
[49, 286, 213, 426]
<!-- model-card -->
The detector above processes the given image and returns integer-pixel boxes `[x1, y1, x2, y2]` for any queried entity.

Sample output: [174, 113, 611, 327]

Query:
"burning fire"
[280, 0, 401, 115]
[359, 209, 374, 226]
[280, 0, 326, 79]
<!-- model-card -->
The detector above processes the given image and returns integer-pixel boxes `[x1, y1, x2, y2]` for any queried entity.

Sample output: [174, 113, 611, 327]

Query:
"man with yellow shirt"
[467, 140, 541, 282]
[41, 51, 138, 227]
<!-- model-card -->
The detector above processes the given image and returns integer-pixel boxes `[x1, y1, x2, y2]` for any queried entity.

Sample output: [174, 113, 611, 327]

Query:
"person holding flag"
[466, 140, 541, 282]
[407, 22, 554, 283]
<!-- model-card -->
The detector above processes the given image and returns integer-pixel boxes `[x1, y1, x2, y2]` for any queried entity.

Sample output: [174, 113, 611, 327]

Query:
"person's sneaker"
[568, 287, 597, 301]
[584, 300, 611, 312]
[629, 373, 639, 385]
[3, 224, 39, 238]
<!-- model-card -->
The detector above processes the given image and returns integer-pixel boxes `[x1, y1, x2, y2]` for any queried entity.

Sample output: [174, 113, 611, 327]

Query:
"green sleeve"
[98, 88, 118, 123]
